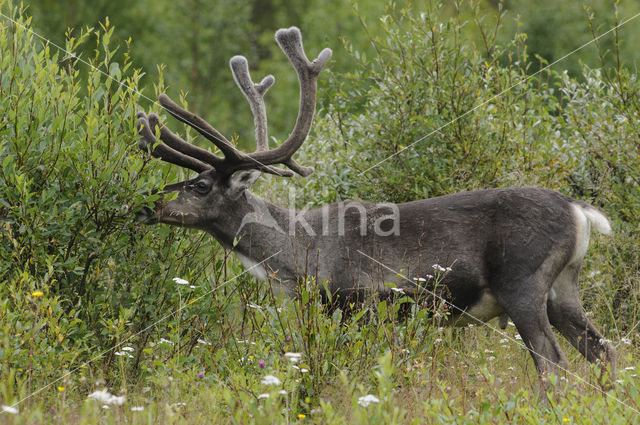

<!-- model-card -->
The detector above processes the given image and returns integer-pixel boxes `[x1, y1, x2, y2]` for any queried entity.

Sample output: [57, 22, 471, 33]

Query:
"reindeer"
[136, 27, 615, 380]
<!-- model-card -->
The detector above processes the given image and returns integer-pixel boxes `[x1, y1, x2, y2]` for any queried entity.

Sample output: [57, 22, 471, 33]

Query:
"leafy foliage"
[0, 2, 220, 392]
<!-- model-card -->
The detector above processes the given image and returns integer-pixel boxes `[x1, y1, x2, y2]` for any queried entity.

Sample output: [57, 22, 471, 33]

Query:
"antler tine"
[247, 27, 332, 177]
[146, 113, 224, 167]
[155, 95, 292, 176]
[230, 55, 302, 177]
[147, 98, 294, 177]
[157, 94, 241, 161]
[229, 55, 274, 151]
[137, 112, 212, 173]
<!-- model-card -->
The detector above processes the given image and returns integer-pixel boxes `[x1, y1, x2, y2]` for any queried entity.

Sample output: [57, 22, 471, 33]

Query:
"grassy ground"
[1, 253, 638, 425]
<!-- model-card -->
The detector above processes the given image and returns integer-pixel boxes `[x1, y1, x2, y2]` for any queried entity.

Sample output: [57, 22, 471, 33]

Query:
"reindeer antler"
[229, 55, 274, 152]
[137, 27, 332, 178]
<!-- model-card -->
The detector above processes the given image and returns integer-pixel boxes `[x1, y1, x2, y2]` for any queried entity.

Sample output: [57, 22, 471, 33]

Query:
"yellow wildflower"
[297, 414, 306, 419]
[31, 291, 44, 298]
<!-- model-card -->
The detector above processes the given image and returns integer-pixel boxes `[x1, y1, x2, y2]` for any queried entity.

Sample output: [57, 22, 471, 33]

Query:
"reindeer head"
[136, 28, 332, 230]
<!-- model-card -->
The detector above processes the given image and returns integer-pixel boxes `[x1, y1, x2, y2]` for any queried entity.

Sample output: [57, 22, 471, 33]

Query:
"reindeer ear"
[226, 170, 261, 199]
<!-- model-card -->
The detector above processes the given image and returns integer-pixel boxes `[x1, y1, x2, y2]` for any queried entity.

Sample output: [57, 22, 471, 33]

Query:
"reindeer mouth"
[136, 206, 158, 225]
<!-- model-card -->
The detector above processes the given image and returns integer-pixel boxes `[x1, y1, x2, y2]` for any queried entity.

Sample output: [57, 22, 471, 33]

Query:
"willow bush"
[0, 3, 227, 392]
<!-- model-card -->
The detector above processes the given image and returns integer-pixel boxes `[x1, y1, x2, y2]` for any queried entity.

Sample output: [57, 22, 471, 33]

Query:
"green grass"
[1, 256, 639, 425]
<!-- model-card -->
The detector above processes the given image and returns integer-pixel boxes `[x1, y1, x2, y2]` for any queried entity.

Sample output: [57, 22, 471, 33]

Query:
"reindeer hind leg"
[493, 274, 569, 379]
[547, 262, 616, 378]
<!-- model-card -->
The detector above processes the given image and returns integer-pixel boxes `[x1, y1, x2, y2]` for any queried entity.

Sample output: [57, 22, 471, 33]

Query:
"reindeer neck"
[205, 192, 300, 260]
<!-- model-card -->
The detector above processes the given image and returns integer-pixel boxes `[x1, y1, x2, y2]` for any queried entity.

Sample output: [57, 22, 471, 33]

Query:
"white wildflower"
[114, 351, 133, 358]
[121, 346, 134, 352]
[158, 338, 174, 346]
[620, 337, 632, 346]
[172, 277, 189, 285]
[499, 338, 508, 344]
[515, 334, 522, 340]
[189, 285, 197, 289]
[390, 287, 405, 295]
[197, 339, 212, 346]
[432, 264, 452, 272]
[261, 375, 282, 386]
[357, 394, 381, 407]
[88, 389, 126, 406]
[278, 390, 287, 395]
[257, 393, 270, 400]
[1, 405, 18, 415]
[624, 366, 635, 371]
[247, 303, 262, 310]
[284, 352, 302, 363]
[131, 406, 145, 411]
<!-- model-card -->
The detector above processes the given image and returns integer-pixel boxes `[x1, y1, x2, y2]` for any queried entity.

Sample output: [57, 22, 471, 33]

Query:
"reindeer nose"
[135, 206, 157, 224]
[139, 188, 160, 197]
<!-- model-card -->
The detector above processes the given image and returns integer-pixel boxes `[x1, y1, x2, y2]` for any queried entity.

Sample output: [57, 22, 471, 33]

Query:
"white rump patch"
[580, 207, 612, 235]
[571, 204, 590, 264]
[234, 252, 268, 281]
[570, 203, 611, 265]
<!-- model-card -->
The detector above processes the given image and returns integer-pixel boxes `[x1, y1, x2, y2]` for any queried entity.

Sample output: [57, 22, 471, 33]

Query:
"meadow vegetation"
[0, 1, 639, 423]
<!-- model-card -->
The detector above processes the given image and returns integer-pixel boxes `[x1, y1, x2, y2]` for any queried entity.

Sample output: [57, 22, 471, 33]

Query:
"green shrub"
[0, 2, 222, 391]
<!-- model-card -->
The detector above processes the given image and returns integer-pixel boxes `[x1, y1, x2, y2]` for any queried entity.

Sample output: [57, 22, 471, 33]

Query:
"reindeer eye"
[193, 180, 210, 193]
